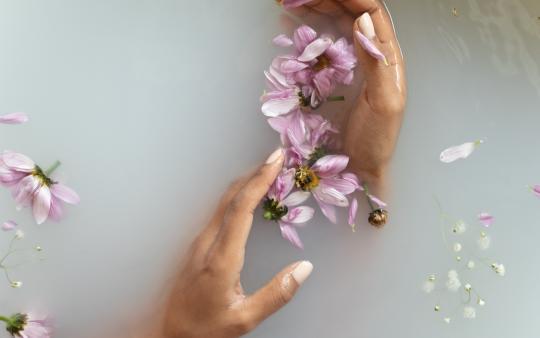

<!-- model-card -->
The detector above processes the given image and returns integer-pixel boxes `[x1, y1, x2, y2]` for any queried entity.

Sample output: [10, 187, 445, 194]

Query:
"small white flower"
[10, 281, 22, 288]
[478, 236, 491, 250]
[467, 260, 475, 269]
[446, 270, 461, 292]
[443, 317, 451, 324]
[464, 283, 472, 291]
[492, 263, 506, 276]
[478, 298, 486, 306]
[14, 230, 24, 240]
[453, 242, 462, 252]
[422, 280, 435, 293]
[452, 220, 467, 234]
[463, 306, 476, 319]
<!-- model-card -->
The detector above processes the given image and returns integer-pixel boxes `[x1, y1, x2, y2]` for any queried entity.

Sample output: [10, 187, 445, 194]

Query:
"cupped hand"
[155, 149, 313, 338]
[283, 0, 407, 185]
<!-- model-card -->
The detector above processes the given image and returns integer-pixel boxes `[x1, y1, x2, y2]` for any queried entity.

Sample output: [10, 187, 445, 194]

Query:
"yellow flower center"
[313, 54, 331, 71]
[294, 166, 319, 191]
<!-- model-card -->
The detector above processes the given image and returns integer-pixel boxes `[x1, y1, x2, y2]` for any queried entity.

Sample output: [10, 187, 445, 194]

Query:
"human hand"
[157, 148, 313, 338]
[282, 0, 407, 186]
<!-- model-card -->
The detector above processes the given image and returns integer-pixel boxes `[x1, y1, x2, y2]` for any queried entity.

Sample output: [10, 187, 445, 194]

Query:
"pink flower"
[295, 155, 356, 223]
[531, 185, 540, 198]
[2, 313, 53, 338]
[2, 220, 17, 231]
[0, 151, 80, 224]
[272, 25, 356, 104]
[0, 113, 28, 125]
[264, 169, 314, 249]
[261, 67, 311, 117]
[478, 212, 494, 227]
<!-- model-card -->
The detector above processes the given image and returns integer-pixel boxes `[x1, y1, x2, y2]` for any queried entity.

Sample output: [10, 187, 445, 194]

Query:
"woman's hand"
[155, 149, 313, 338]
[283, 0, 407, 185]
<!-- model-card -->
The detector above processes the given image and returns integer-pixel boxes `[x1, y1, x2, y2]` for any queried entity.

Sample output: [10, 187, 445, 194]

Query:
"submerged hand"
[154, 149, 313, 338]
[283, 0, 407, 185]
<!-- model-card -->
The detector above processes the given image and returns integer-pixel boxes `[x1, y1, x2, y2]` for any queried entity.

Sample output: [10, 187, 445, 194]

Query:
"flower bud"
[368, 209, 388, 227]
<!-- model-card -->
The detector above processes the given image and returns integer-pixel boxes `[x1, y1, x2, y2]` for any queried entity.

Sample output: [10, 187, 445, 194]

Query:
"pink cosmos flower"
[264, 169, 314, 249]
[261, 67, 314, 117]
[0, 113, 28, 125]
[0, 151, 80, 225]
[2, 313, 53, 338]
[478, 212, 494, 227]
[272, 25, 356, 104]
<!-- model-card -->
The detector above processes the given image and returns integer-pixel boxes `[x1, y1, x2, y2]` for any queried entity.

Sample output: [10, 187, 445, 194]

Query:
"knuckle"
[231, 313, 256, 335]
[371, 95, 406, 117]
[275, 286, 294, 305]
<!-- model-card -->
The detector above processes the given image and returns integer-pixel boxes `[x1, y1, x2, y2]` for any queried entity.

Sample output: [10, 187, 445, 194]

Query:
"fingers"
[240, 261, 313, 325]
[209, 148, 285, 271]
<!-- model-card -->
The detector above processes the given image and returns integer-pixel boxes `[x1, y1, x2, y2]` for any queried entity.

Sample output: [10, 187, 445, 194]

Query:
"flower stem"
[327, 95, 345, 102]
[45, 160, 61, 176]
[0, 315, 11, 325]
[362, 183, 376, 211]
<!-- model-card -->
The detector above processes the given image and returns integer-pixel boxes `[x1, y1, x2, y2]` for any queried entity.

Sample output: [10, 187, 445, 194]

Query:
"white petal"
[440, 140, 483, 163]
[272, 34, 294, 47]
[261, 97, 299, 117]
[282, 191, 311, 207]
[298, 37, 333, 62]
[284, 206, 315, 224]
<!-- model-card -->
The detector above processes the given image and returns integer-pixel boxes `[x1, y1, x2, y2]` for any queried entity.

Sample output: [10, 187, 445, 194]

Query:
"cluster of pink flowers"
[261, 26, 385, 249]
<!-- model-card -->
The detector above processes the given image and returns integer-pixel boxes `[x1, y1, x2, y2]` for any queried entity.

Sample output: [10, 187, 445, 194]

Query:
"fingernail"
[291, 261, 313, 285]
[358, 13, 376, 40]
[265, 148, 283, 164]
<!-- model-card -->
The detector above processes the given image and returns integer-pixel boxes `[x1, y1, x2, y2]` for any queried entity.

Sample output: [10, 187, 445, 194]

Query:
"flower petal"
[532, 185, 540, 198]
[313, 193, 337, 223]
[354, 31, 388, 65]
[319, 177, 356, 195]
[312, 155, 349, 178]
[280, 59, 309, 73]
[281, 0, 313, 9]
[369, 194, 387, 208]
[284, 206, 314, 224]
[293, 25, 317, 52]
[314, 186, 348, 207]
[279, 223, 304, 249]
[48, 197, 64, 222]
[50, 183, 80, 204]
[273, 34, 293, 47]
[33, 186, 52, 224]
[298, 37, 333, 62]
[440, 140, 483, 163]
[1, 151, 35, 172]
[477, 212, 493, 227]
[282, 191, 311, 207]
[261, 96, 299, 117]
[0, 112, 29, 124]
[14, 175, 40, 207]
[348, 198, 358, 226]
[2, 220, 17, 231]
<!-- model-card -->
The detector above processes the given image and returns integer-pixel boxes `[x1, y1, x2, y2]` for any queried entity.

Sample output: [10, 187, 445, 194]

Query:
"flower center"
[262, 198, 288, 221]
[31, 166, 53, 187]
[294, 166, 319, 191]
[307, 147, 327, 166]
[298, 91, 310, 107]
[313, 54, 331, 71]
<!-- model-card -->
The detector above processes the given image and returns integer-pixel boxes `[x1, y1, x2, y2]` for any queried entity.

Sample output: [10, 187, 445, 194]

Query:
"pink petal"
[2, 220, 17, 231]
[264, 68, 289, 91]
[312, 155, 349, 178]
[348, 198, 358, 226]
[283, 206, 314, 224]
[14, 175, 40, 207]
[298, 37, 333, 62]
[478, 212, 494, 227]
[342, 172, 360, 190]
[313, 186, 348, 207]
[319, 177, 356, 195]
[261, 96, 299, 117]
[354, 31, 388, 65]
[2, 151, 35, 172]
[281, 0, 312, 9]
[440, 141, 482, 163]
[0, 112, 29, 124]
[532, 185, 540, 198]
[50, 183, 80, 204]
[280, 59, 309, 73]
[33, 186, 52, 224]
[312, 68, 336, 99]
[279, 223, 304, 249]
[282, 191, 310, 207]
[273, 34, 293, 47]
[293, 25, 317, 53]
[48, 197, 64, 222]
[269, 168, 295, 201]
[369, 194, 387, 208]
[313, 193, 337, 223]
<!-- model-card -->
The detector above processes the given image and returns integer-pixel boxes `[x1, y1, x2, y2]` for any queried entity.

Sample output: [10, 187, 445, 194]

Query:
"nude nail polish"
[358, 12, 376, 40]
[265, 148, 283, 164]
[291, 261, 313, 285]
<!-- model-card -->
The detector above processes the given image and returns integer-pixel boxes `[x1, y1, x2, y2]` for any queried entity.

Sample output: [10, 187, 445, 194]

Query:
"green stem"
[327, 95, 345, 102]
[362, 183, 376, 211]
[45, 160, 61, 176]
[0, 315, 11, 325]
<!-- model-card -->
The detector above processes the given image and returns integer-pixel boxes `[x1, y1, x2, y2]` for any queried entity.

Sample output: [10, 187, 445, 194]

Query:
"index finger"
[209, 148, 284, 272]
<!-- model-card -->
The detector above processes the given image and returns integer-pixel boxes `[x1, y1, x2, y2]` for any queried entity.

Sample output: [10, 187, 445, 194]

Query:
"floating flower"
[0, 112, 28, 125]
[2, 221, 17, 231]
[453, 242, 462, 252]
[443, 317, 451, 324]
[478, 212, 494, 227]
[0, 313, 53, 338]
[446, 270, 461, 292]
[261, 67, 311, 116]
[263, 169, 314, 249]
[491, 263, 505, 276]
[0, 151, 80, 224]
[422, 275, 436, 294]
[439, 140, 483, 163]
[477, 233, 491, 250]
[529, 185, 540, 198]
[452, 220, 467, 234]
[467, 260, 475, 269]
[14, 230, 24, 240]
[463, 306, 476, 319]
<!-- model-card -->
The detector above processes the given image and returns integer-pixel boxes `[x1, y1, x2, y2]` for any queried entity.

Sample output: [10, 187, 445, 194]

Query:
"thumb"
[243, 261, 313, 324]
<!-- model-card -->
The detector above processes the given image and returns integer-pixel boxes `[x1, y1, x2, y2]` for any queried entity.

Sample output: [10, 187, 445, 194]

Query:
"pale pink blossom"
[0, 112, 28, 125]
[478, 212, 494, 227]
[0, 151, 79, 224]
[264, 169, 314, 249]
[1, 313, 53, 338]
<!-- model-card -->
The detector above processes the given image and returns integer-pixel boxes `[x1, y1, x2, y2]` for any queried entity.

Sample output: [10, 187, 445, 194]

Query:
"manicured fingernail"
[291, 261, 313, 285]
[265, 148, 284, 164]
[358, 13, 376, 40]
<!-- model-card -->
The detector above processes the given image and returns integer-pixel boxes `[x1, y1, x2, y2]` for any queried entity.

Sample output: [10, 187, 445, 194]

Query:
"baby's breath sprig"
[0, 229, 44, 288]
